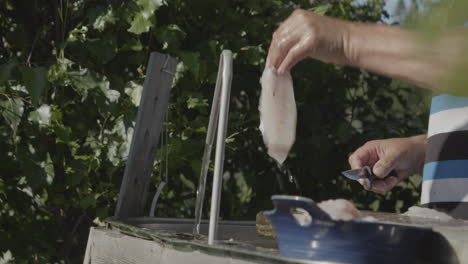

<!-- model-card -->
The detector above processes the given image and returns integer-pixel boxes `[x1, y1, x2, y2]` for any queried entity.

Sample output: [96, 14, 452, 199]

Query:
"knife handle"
[387, 169, 397, 178]
[364, 166, 397, 189]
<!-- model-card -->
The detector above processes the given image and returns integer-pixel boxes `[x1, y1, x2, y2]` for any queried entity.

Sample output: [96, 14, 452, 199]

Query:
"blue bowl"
[265, 195, 458, 264]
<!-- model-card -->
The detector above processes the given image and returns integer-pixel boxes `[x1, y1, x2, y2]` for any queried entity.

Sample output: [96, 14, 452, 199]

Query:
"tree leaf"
[48, 57, 74, 83]
[44, 153, 55, 185]
[99, 79, 120, 103]
[179, 52, 200, 80]
[187, 96, 208, 109]
[80, 194, 98, 209]
[124, 81, 143, 106]
[28, 104, 51, 128]
[311, 4, 332, 15]
[92, 7, 116, 31]
[0, 98, 24, 133]
[68, 68, 108, 101]
[153, 24, 186, 50]
[121, 38, 143, 51]
[104, 89, 120, 103]
[0, 61, 17, 83]
[87, 39, 116, 64]
[66, 158, 89, 187]
[234, 172, 253, 203]
[20, 66, 48, 106]
[54, 123, 72, 143]
[179, 174, 195, 191]
[137, 0, 162, 12]
[23, 158, 48, 190]
[128, 0, 162, 34]
[128, 12, 154, 34]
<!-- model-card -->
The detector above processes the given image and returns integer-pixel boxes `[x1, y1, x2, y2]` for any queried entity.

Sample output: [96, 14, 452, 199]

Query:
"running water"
[277, 163, 301, 194]
[275, 172, 286, 193]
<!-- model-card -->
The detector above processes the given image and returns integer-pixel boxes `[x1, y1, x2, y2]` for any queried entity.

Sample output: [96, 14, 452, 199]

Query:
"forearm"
[346, 23, 466, 92]
[409, 134, 427, 174]
[409, 134, 427, 144]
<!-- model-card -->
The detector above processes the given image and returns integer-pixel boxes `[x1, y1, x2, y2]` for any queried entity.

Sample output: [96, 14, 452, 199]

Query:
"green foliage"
[0, 0, 429, 263]
[400, 0, 468, 96]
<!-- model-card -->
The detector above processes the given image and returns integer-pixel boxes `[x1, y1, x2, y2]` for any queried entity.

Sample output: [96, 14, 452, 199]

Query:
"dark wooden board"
[115, 52, 177, 218]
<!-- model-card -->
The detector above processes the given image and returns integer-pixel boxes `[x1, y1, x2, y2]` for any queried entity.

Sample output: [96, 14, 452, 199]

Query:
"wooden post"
[115, 52, 177, 218]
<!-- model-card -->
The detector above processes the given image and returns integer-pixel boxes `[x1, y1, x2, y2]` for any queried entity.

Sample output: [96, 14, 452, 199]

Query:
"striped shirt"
[422, 94, 468, 219]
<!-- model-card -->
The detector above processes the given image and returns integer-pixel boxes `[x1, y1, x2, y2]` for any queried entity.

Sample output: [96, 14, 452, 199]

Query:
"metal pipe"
[208, 50, 233, 245]
[193, 52, 223, 235]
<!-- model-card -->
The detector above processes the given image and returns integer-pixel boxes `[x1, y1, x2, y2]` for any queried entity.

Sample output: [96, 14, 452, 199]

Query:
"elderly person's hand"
[267, 9, 354, 74]
[348, 135, 426, 193]
[266, 9, 467, 92]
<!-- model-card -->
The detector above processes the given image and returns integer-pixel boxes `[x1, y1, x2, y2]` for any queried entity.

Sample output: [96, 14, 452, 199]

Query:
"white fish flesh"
[403, 206, 453, 220]
[259, 67, 297, 164]
[318, 199, 361, 221]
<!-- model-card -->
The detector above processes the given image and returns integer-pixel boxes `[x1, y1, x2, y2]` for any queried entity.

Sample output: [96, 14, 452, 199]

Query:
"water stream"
[277, 163, 301, 194]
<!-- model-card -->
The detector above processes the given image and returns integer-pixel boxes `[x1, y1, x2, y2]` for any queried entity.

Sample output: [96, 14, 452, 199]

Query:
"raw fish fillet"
[259, 67, 297, 164]
[403, 206, 453, 220]
[318, 199, 361, 221]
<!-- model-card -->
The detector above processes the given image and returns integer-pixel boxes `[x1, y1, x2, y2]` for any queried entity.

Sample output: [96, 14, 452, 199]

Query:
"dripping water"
[275, 172, 285, 193]
[277, 163, 301, 194]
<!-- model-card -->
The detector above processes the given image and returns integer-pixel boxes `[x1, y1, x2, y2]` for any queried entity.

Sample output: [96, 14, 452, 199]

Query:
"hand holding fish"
[267, 8, 468, 91]
[267, 9, 353, 75]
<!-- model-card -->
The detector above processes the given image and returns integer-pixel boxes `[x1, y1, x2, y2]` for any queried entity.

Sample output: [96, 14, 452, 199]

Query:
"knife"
[341, 166, 396, 190]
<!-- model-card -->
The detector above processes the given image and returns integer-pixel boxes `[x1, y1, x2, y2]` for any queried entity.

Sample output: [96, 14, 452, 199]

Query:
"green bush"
[0, 0, 429, 262]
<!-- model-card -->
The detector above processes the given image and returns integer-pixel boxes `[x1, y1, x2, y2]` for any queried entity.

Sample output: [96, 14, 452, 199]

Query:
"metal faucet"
[193, 50, 233, 245]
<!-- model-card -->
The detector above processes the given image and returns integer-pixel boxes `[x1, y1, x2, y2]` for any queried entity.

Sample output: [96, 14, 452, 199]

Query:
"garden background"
[0, 0, 433, 263]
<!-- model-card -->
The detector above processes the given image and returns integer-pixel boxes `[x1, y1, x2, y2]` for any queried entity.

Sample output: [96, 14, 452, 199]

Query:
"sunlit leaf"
[28, 104, 51, 128]
[137, 0, 163, 12]
[128, 13, 154, 34]
[0, 1, 433, 261]
[124, 81, 143, 106]
[179, 174, 195, 191]
[186, 96, 208, 109]
[92, 7, 116, 31]
[311, 4, 332, 15]
[234, 172, 253, 203]
[128, 0, 162, 34]
[0, 98, 24, 133]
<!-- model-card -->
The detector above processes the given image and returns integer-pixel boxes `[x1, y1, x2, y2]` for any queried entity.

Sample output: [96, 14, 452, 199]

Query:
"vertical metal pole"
[193, 58, 223, 234]
[208, 50, 233, 245]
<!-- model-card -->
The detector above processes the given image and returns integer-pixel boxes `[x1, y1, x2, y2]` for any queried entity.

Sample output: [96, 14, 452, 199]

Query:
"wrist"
[343, 22, 364, 67]
[409, 134, 427, 146]
[345, 22, 382, 68]
[409, 134, 427, 173]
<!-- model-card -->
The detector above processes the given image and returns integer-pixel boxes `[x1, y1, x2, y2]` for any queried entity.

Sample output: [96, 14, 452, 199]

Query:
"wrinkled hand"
[267, 9, 354, 74]
[348, 135, 426, 193]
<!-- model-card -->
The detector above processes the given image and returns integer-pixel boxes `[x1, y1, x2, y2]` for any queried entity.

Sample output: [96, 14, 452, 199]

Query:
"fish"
[403, 206, 453, 220]
[259, 66, 297, 164]
[317, 199, 361, 221]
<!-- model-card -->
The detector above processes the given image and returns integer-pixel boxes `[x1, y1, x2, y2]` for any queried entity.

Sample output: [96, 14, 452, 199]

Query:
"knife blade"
[341, 166, 396, 190]
[342, 166, 373, 180]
